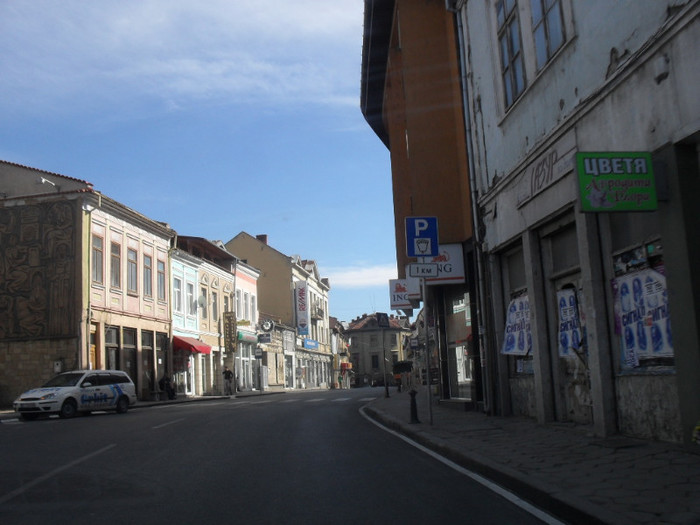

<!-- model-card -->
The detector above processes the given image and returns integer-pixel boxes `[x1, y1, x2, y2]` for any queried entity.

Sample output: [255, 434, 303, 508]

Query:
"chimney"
[256, 234, 268, 245]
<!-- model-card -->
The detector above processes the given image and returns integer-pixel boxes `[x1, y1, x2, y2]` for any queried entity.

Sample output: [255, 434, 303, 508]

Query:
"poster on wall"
[501, 295, 532, 356]
[557, 289, 584, 357]
[612, 269, 673, 367]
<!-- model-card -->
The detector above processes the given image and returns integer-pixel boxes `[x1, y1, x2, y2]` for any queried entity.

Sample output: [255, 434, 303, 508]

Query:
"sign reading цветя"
[576, 152, 657, 212]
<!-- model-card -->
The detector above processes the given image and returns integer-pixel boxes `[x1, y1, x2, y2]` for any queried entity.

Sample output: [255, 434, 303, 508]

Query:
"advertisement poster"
[576, 151, 657, 212]
[294, 281, 309, 336]
[501, 295, 532, 356]
[557, 289, 583, 357]
[612, 269, 673, 367]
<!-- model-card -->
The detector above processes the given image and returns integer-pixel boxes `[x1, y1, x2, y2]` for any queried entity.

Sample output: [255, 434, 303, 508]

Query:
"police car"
[13, 370, 137, 420]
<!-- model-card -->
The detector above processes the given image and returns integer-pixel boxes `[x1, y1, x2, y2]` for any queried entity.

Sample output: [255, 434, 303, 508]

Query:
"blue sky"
[0, 1, 401, 322]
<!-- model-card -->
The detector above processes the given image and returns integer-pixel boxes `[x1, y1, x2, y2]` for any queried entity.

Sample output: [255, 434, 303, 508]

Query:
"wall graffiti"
[0, 201, 76, 340]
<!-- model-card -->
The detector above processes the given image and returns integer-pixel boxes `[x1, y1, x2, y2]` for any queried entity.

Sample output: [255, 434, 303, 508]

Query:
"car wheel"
[59, 399, 78, 419]
[116, 396, 129, 414]
[20, 413, 39, 421]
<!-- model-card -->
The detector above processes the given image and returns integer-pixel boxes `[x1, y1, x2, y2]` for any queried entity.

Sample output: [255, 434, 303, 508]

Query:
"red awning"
[173, 335, 212, 355]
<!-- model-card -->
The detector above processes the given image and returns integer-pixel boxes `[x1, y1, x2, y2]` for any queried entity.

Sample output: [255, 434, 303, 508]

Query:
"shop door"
[548, 276, 592, 424]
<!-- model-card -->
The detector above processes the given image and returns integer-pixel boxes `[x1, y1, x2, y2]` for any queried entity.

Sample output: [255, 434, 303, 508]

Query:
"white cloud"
[325, 264, 398, 289]
[0, 1, 364, 116]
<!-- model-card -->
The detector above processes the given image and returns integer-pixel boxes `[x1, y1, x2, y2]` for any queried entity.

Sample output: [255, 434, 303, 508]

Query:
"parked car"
[13, 370, 137, 420]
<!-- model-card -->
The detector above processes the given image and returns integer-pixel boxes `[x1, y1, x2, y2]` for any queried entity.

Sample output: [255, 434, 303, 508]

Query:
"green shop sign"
[576, 152, 657, 212]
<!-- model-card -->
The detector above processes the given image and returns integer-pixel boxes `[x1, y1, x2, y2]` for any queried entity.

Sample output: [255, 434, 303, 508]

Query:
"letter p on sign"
[405, 216, 439, 257]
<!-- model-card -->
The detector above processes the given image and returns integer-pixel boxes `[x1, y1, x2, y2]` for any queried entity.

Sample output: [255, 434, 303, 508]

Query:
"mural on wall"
[0, 201, 76, 340]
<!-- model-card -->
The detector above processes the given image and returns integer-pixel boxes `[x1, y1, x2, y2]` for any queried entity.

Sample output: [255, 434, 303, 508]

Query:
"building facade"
[0, 161, 175, 404]
[361, 0, 479, 404]
[225, 232, 332, 389]
[453, 0, 700, 445]
[346, 313, 411, 387]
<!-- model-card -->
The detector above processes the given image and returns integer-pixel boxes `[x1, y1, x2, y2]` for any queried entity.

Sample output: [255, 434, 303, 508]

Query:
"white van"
[13, 370, 137, 420]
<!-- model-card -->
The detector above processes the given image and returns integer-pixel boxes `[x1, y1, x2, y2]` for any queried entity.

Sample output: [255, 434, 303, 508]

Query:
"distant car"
[13, 370, 137, 421]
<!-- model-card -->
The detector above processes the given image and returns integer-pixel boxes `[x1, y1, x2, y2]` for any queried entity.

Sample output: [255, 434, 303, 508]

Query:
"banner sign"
[389, 278, 420, 310]
[501, 295, 532, 356]
[612, 269, 673, 367]
[576, 152, 657, 212]
[295, 280, 310, 336]
[557, 289, 584, 357]
[223, 311, 237, 352]
[418, 244, 465, 285]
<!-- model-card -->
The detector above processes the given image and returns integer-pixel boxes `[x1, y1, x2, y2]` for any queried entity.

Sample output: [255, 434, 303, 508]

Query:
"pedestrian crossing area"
[233, 395, 378, 407]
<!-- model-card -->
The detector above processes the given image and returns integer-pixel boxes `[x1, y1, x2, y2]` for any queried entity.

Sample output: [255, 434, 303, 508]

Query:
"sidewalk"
[363, 386, 700, 525]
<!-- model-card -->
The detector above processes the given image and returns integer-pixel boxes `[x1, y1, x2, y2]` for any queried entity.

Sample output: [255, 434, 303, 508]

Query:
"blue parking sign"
[405, 216, 439, 257]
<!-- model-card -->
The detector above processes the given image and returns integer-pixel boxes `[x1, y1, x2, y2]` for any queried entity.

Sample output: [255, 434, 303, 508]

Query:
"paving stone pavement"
[362, 386, 700, 525]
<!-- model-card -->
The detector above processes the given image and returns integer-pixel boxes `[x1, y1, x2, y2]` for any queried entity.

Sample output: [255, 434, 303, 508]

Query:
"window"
[157, 260, 166, 301]
[497, 0, 525, 107]
[224, 294, 230, 313]
[236, 290, 242, 319]
[200, 287, 208, 319]
[143, 254, 153, 297]
[187, 282, 195, 315]
[174, 277, 183, 313]
[371, 355, 379, 369]
[127, 248, 138, 293]
[110, 242, 121, 288]
[92, 235, 103, 284]
[530, 0, 565, 70]
[251, 296, 256, 325]
[244, 292, 250, 320]
[212, 291, 219, 322]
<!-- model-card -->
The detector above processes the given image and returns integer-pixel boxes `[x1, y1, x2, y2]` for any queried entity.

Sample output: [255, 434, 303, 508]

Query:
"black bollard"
[409, 389, 420, 424]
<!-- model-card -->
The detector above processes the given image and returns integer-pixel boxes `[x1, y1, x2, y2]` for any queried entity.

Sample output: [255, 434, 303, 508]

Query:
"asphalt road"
[0, 388, 552, 524]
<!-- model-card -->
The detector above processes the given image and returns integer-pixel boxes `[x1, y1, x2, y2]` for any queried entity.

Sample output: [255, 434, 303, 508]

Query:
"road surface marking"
[359, 408, 567, 525]
[0, 444, 116, 504]
[152, 418, 184, 429]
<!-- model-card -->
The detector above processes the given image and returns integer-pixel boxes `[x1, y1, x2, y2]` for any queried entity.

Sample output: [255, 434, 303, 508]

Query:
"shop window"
[549, 223, 578, 274]
[612, 241, 673, 370]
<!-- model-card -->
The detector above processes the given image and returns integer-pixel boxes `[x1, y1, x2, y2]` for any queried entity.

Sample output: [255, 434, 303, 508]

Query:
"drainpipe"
[448, 2, 494, 413]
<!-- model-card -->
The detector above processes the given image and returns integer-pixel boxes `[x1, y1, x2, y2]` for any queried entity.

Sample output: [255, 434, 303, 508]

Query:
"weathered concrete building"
[0, 160, 175, 403]
[452, 0, 700, 445]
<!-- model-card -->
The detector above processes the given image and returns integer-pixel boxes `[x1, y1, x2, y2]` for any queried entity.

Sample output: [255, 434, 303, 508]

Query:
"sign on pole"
[405, 216, 439, 257]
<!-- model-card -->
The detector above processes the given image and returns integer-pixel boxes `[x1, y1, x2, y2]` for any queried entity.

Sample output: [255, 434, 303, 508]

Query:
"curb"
[362, 404, 631, 525]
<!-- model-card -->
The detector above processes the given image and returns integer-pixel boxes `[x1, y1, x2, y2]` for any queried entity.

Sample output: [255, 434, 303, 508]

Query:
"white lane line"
[332, 398, 352, 402]
[305, 398, 325, 403]
[359, 397, 378, 402]
[280, 399, 298, 403]
[359, 408, 566, 525]
[152, 418, 184, 429]
[0, 444, 116, 505]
